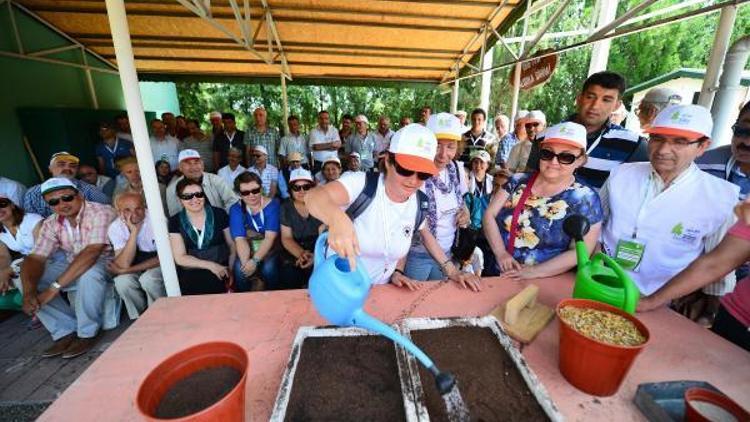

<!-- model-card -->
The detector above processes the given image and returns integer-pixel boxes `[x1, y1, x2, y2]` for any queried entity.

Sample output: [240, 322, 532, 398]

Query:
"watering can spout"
[351, 309, 435, 369]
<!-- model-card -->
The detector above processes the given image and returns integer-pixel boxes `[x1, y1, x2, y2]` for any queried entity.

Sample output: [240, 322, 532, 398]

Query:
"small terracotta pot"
[684, 387, 750, 422]
[136, 341, 249, 422]
[557, 298, 650, 397]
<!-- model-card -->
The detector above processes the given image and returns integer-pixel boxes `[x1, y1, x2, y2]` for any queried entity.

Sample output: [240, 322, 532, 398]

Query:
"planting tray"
[270, 316, 563, 421]
[634, 380, 721, 422]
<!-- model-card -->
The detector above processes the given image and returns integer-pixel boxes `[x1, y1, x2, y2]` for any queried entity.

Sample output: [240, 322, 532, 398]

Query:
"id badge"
[614, 238, 646, 272]
[252, 239, 264, 252]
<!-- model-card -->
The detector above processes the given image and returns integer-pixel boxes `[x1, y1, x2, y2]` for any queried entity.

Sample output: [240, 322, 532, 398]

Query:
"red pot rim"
[556, 298, 650, 350]
[684, 387, 750, 421]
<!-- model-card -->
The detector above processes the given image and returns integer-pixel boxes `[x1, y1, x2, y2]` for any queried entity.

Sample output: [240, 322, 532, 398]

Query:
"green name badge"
[252, 238, 264, 253]
[614, 238, 646, 272]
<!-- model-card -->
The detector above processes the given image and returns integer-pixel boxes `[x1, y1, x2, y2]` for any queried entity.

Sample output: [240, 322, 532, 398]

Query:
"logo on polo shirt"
[403, 225, 412, 238]
[671, 222, 700, 244]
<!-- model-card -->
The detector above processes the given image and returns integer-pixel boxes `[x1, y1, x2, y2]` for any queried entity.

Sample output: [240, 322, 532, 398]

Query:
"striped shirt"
[697, 145, 750, 200]
[245, 127, 280, 167]
[32, 201, 116, 261]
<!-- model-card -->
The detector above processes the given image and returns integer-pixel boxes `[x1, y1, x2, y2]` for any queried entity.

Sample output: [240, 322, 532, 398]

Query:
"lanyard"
[226, 131, 236, 146]
[725, 156, 738, 180]
[246, 203, 265, 233]
[378, 180, 391, 273]
[631, 177, 654, 239]
[104, 139, 119, 156]
[586, 130, 605, 155]
[193, 225, 206, 249]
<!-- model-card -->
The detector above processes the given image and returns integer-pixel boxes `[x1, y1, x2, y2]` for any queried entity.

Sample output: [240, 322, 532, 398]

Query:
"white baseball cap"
[178, 149, 202, 162]
[323, 156, 341, 167]
[426, 112, 463, 141]
[388, 123, 438, 175]
[526, 110, 546, 125]
[469, 149, 491, 164]
[515, 110, 530, 122]
[289, 168, 313, 183]
[349, 152, 361, 160]
[254, 145, 269, 156]
[646, 104, 713, 141]
[287, 152, 303, 162]
[643, 87, 682, 105]
[41, 177, 78, 196]
[540, 122, 587, 150]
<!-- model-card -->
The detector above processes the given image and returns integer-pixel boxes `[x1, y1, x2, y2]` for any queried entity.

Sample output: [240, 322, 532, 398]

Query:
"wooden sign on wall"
[509, 51, 558, 90]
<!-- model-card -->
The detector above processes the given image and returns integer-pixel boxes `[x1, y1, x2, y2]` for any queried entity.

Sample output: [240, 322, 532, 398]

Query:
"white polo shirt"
[309, 126, 340, 163]
[107, 210, 157, 253]
[333, 172, 424, 285]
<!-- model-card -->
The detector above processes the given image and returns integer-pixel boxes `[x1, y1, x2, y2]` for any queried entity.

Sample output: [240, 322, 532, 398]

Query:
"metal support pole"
[698, 5, 738, 109]
[7, 1, 24, 54]
[520, 0, 572, 60]
[80, 48, 99, 110]
[480, 46, 493, 113]
[711, 35, 750, 146]
[104, 0, 181, 297]
[588, 0, 618, 75]
[511, 0, 532, 123]
[587, 0, 657, 41]
[281, 74, 289, 134]
[450, 78, 459, 114]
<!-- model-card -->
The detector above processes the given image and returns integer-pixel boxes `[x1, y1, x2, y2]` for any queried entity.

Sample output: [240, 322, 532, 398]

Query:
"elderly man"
[208, 111, 223, 138]
[279, 151, 303, 200]
[505, 110, 545, 173]
[213, 112, 245, 170]
[309, 110, 341, 173]
[346, 115, 377, 171]
[347, 152, 362, 173]
[460, 108, 497, 163]
[21, 178, 117, 358]
[78, 165, 115, 199]
[245, 107, 280, 167]
[527, 71, 647, 188]
[107, 192, 164, 320]
[637, 87, 683, 132]
[373, 115, 395, 155]
[278, 115, 309, 168]
[494, 114, 514, 168]
[600, 104, 738, 301]
[149, 119, 181, 171]
[25, 152, 109, 218]
[166, 149, 238, 216]
[455, 110, 470, 133]
[112, 158, 167, 213]
[248, 145, 279, 198]
[217, 147, 247, 187]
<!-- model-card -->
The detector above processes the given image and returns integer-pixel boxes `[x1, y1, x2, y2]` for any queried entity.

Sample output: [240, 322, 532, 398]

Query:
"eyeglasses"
[0, 199, 11, 208]
[240, 187, 262, 196]
[525, 122, 541, 129]
[391, 158, 432, 181]
[539, 149, 582, 165]
[290, 184, 313, 192]
[253, 154, 263, 158]
[178, 191, 205, 201]
[649, 135, 705, 149]
[46, 194, 77, 207]
[732, 124, 750, 139]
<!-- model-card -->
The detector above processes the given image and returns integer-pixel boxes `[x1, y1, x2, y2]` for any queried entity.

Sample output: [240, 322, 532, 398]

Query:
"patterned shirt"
[346, 131, 377, 170]
[245, 126, 280, 167]
[278, 133, 309, 164]
[496, 133, 518, 166]
[460, 129, 497, 163]
[248, 164, 279, 197]
[373, 129, 395, 155]
[24, 179, 110, 218]
[32, 201, 116, 261]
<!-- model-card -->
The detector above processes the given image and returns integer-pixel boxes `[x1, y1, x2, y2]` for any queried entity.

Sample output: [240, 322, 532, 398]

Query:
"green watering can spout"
[563, 214, 640, 314]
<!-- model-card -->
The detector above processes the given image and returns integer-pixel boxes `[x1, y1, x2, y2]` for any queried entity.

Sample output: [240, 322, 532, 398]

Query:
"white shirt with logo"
[309, 126, 340, 163]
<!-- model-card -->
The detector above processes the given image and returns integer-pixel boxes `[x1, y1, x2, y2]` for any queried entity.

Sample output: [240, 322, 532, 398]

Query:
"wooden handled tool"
[490, 284, 554, 344]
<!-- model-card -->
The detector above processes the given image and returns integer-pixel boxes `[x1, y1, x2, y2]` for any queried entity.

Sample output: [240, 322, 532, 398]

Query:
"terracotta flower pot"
[136, 341, 249, 422]
[684, 387, 750, 422]
[557, 298, 650, 397]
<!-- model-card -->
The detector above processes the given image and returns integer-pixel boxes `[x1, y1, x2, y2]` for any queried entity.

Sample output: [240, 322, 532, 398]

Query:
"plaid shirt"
[32, 201, 116, 261]
[245, 126, 280, 167]
[248, 164, 279, 197]
[496, 133, 518, 166]
[346, 131, 377, 170]
[24, 179, 110, 218]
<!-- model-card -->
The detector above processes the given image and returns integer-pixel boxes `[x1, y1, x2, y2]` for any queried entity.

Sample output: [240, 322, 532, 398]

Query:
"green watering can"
[563, 215, 639, 314]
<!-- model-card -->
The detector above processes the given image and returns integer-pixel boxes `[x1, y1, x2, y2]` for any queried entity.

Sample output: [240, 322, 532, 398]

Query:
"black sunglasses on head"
[391, 157, 432, 181]
[178, 191, 205, 201]
[539, 149, 582, 165]
[732, 124, 750, 138]
[0, 199, 12, 208]
[47, 194, 77, 207]
[240, 187, 262, 196]
[290, 183, 313, 192]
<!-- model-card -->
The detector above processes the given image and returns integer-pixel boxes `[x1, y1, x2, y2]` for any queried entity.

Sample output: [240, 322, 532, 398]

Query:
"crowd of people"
[0, 70, 748, 359]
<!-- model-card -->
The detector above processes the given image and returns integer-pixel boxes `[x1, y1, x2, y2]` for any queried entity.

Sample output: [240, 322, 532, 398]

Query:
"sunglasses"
[0, 199, 11, 208]
[733, 124, 750, 138]
[240, 187, 262, 196]
[391, 158, 432, 181]
[46, 194, 77, 207]
[178, 191, 205, 201]
[253, 154, 264, 158]
[290, 184, 312, 192]
[539, 149, 582, 165]
[525, 122, 541, 129]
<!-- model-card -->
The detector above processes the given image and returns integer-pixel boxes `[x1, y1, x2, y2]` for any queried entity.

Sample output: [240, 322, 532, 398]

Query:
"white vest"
[602, 162, 738, 295]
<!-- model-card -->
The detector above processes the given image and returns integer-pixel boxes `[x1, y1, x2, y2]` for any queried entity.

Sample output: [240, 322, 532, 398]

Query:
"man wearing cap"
[279, 152, 303, 200]
[374, 116, 395, 156]
[506, 110, 545, 173]
[149, 119, 181, 171]
[217, 147, 247, 188]
[528, 71, 648, 189]
[24, 152, 109, 218]
[637, 87, 683, 132]
[20, 177, 117, 358]
[314, 157, 342, 186]
[245, 107, 280, 168]
[346, 115, 377, 171]
[460, 108, 497, 164]
[95, 121, 134, 179]
[166, 149, 239, 216]
[213, 112, 245, 171]
[278, 115, 309, 168]
[347, 153, 363, 173]
[248, 145, 279, 198]
[309, 110, 342, 173]
[600, 104, 739, 300]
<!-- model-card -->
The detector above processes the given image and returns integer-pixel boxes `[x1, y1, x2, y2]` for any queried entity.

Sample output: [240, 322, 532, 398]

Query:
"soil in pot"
[410, 326, 548, 422]
[284, 335, 406, 422]
[154, 365, 242, 419]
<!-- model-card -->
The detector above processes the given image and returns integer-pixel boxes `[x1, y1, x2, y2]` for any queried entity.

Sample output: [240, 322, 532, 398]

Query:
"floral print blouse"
[496, 172, 603, 266]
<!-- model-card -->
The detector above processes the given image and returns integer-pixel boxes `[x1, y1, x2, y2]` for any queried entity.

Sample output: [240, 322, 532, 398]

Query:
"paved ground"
[0, 312, 131, 422]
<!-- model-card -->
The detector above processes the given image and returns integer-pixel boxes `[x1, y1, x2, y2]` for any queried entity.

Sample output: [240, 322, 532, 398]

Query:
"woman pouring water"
[306, 124, 481, 291]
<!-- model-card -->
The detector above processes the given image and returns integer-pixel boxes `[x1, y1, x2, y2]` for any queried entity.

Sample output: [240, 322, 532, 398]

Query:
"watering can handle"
[314, 231, 329, 268]
[599, 253, 639, 314]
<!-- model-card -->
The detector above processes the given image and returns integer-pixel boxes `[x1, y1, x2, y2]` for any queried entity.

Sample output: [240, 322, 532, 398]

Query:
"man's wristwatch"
[251, 256, 262, 265]
[51, 281, 62, 290]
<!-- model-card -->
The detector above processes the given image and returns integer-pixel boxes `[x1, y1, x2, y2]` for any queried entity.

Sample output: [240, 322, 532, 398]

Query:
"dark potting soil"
[410, 326, 549, 422]
[154, 365, 241, 419]
[284, 335, 407, 422]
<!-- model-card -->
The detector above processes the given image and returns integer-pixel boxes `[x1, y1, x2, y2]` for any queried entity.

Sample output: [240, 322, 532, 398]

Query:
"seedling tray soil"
[155, 365, 241, 419]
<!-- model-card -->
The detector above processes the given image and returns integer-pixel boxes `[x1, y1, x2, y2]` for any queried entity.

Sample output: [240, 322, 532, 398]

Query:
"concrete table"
[39, 275, 750, 421]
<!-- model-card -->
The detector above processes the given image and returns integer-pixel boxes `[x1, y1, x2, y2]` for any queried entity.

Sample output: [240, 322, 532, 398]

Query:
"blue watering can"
[308, 232, 457, 394]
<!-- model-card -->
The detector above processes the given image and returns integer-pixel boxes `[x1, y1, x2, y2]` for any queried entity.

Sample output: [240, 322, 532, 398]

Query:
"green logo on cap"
[671, 222, 684, 236]
[670, 111, 682, 122]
